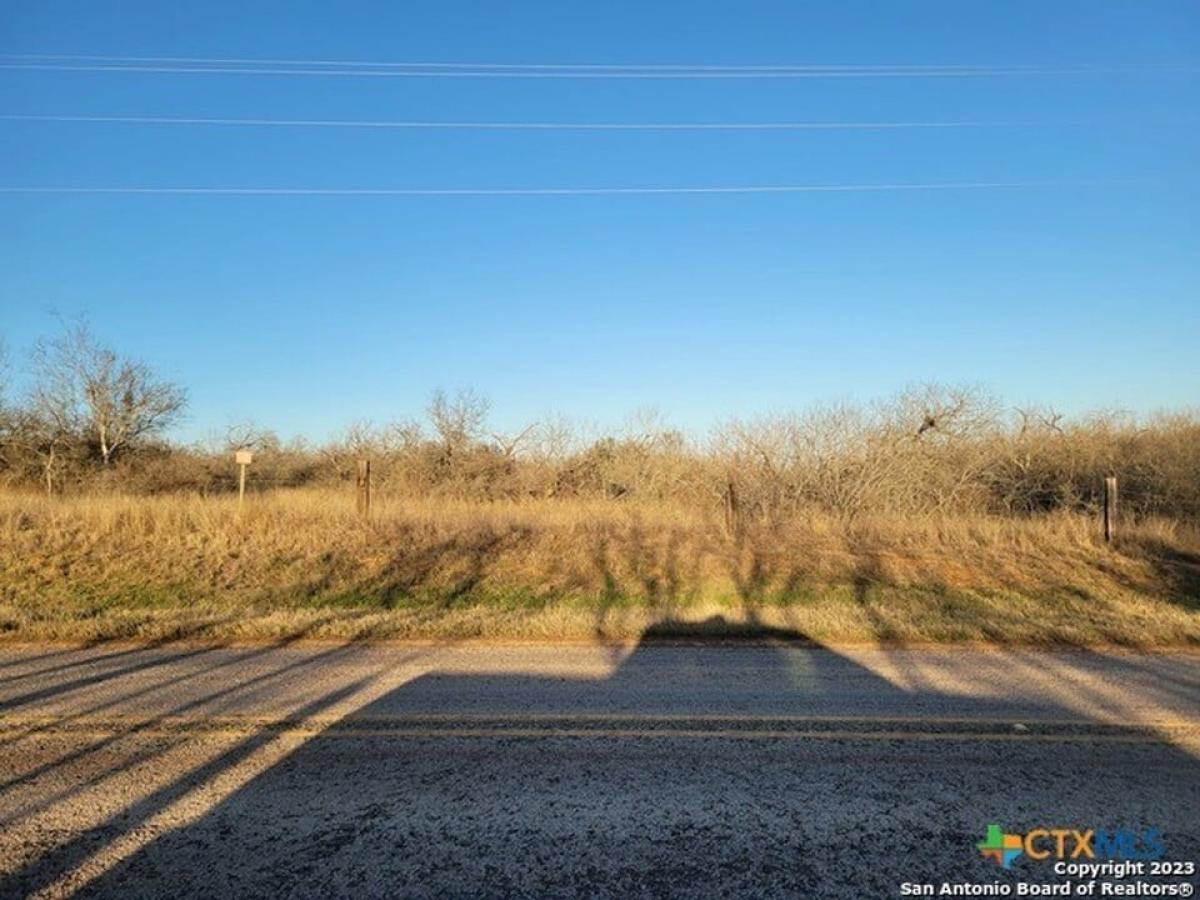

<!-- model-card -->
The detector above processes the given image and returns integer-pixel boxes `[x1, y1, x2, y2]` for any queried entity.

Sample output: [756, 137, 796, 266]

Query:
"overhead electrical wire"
[0, 181, 1093, 197]
[0, 53, 1192, 79]
[0, 54, 1176, 199]
[0, 113, 1028, 130]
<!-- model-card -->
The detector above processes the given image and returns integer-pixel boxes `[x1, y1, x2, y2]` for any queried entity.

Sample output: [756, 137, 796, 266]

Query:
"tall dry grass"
[2, 488, 1198, 645]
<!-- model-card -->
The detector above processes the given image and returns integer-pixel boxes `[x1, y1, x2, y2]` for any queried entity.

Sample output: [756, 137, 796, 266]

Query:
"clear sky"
[1, 1, 1197, 443]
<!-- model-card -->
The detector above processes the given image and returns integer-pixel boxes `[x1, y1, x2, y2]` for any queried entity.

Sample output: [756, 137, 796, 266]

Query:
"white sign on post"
[235, 450, 253, 511]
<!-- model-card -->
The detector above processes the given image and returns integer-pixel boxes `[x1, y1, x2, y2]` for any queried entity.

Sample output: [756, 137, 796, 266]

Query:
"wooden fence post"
[723, 480, 740, 538]
[356, 459, 372, 520]
[1103, 476, 1118, 543]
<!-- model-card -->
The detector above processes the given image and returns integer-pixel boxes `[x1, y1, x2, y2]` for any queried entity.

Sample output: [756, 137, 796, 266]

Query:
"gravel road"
[1, 641, 1197, 898]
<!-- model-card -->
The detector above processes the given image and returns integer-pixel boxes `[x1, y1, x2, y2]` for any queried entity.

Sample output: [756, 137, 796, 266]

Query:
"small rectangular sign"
[235, 450, 254, 465]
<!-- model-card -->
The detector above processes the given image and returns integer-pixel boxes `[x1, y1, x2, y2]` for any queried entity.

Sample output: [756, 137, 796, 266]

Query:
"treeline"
[2, 325, 1198, 520]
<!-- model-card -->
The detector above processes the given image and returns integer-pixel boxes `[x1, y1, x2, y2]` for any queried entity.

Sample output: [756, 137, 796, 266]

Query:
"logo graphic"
[977, 824, 1024, 869]
[976, 824, 1164, 869]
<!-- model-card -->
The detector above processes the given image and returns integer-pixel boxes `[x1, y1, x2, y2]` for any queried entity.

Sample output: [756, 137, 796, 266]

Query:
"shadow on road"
[0, 620, 1197, 899]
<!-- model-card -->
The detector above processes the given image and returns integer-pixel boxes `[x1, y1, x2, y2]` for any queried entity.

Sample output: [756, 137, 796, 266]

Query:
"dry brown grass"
[2, 489, 1198, 646]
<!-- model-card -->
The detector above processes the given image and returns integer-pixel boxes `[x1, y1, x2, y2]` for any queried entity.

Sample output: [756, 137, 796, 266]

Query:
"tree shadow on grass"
[304, 526, 532, 612]
[1113, 535, 1200, 613]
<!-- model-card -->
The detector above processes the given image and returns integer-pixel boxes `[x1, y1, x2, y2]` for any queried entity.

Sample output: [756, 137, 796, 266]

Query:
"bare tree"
[0, 337, 10, 451]
[527, 413, 582, 462]
[427, 388, 489, 452]
[384, 418, 424, 450]
[31, 322, 186, 466]
[224, 420, 279, 453]
[11, 409, 74, 494]
[0, 340, 18, 481]
[1039, 408, 1065, 434]
[0, 336, 8, 411]
[893, 383, 1000, 442]
[489, 422, 537, 459]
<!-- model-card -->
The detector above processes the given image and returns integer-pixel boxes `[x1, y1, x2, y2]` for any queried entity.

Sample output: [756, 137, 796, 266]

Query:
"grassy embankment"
[1, 489, 1198, 646]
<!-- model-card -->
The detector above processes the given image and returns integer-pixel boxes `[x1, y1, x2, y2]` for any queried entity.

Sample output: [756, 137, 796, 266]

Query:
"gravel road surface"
[1, 641, 1197, 898]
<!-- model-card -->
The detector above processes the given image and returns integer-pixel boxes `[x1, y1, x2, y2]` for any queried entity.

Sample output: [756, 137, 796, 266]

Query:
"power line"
[0, 54, 1075, 70]
[0, 113, 1026, 131]
[1, 56, 1192, 79]
[4, 53, 1020, 70]
[0, 181, 1078, 196]
[2, 53, 1193, 75]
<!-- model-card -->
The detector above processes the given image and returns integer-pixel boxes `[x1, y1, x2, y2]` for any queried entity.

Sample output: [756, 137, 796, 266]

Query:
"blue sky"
[1, 1, 1197, 443]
